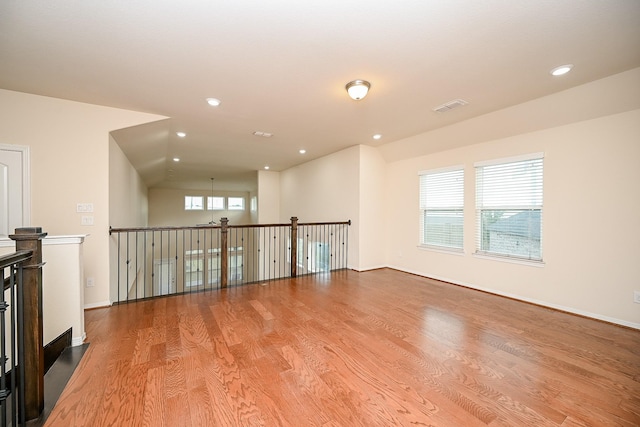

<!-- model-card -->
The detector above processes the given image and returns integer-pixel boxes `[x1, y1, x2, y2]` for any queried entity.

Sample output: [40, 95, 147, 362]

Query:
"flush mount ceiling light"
[550, 64, 573, 76]
[206, 98, 221, 106]
[176, 132, 186, 138]
[264, 165, 270, 170]
[372, 134, 382, 140]
[299, 149, 306, 154]
[346, 80, 371, 100]
[173, 157, 180, 162]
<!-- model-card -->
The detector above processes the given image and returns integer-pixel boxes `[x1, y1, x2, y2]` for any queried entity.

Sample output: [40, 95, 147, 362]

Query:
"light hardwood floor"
[44, 269, 640, 426]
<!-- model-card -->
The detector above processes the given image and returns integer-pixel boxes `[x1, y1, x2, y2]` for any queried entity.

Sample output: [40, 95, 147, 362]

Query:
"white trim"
[71, 332, 86, 347]
[0, 234, 88, 248]
[474, 152, 544, 168]
[84, 300, 112, 310]
[0, 144, 31, 230]
[418, 245, 465, 256]
[43, 234, 88, 245]
[418, 164, 465, 176]
[352, 264, 387, 272]
[385, 265, 640, 330]
[473, 252, 545, 267]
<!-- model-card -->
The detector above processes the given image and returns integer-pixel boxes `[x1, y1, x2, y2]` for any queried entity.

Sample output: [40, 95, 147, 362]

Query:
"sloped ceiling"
[1, 0, 639, 191]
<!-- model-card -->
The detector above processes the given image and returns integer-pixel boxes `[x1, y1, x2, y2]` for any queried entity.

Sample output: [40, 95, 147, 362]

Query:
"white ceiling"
[1, 0, 639, 191]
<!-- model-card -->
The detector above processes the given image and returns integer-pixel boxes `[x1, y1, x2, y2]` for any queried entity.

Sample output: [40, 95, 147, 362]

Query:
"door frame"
[0, 143, 31, 234]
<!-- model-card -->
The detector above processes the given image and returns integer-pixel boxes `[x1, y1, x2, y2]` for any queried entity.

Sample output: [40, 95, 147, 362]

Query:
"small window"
[250, 196, 257, 212]
[475, 153, 543, 261]
[419, 167, 464, 250]
[185, 196, 203, 210]
[207, 196, 225, 210]
[228, 197, 245, 210]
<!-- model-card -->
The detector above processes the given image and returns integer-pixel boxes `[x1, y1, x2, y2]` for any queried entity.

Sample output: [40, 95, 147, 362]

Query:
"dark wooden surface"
[44, 269, 640, 426]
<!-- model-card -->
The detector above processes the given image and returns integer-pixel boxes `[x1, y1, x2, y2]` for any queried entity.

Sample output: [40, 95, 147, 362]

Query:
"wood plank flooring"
[44, 269, 640, 426]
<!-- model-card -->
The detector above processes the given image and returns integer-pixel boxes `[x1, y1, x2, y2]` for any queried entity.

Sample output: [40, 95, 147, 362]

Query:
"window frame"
[207, 196, 225, 210]
[184, 195, 204, 211]
[227, 196, 245, 211]
[418, 166, 465, 252]
[474, 153, 544, 263]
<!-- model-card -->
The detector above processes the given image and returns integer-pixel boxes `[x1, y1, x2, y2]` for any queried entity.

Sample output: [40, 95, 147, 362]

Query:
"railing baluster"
[109, 219, 349, 303]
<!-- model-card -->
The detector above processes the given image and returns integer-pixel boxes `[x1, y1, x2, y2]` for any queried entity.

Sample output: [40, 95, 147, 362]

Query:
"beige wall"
[0, 89, 166, 307]
[280, 146, 361, 269]
[148, 187, 252, 226]
[385, 109, 640, 327]
[358, 145, 387, 270]
[257, 170, 280, 223]
[109, 136, 149, 229]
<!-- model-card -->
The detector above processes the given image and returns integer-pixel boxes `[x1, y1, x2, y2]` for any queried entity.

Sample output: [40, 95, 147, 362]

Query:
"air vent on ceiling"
[433, 99, 468, 113]
[253, 131, 273, 138]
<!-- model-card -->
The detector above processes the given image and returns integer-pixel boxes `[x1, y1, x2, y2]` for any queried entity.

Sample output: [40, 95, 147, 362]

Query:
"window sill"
[418, 245, 464, 256]
[473, 252, 545, 267]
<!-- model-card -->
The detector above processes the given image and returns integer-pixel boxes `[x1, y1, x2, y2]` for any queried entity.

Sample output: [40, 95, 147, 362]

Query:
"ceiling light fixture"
[206, 98, 221, 106]
[550, 64, 573, 76]
[173, 157, 180, 162]
[373, 134, 382, 140]
[299, 149, 306, 154]
[176, 132, 186, 138]
[346, 80, 371, 100]
[264, 166, 270, 170]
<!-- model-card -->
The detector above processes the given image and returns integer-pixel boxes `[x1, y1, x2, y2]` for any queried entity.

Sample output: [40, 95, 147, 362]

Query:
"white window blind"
[419, 167, 464, 250]
[475, 154, 543, 261]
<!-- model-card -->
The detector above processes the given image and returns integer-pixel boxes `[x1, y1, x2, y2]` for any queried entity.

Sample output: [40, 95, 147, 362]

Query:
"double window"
[418, 153, 544, 262]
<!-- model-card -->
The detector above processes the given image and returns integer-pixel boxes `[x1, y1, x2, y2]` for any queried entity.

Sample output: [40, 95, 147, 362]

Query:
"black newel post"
[9, 227, 47, 421]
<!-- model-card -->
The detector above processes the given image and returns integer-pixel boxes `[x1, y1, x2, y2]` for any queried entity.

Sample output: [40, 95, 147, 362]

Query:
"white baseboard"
[386, 264, 640, 330]
[84, 300, 111, 310]
[352, 264, 387, 272]
[71, 332, 86, 347]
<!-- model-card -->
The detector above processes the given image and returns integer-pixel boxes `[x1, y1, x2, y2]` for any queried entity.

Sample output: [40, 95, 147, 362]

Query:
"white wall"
[0, 235, 87, 346]
[109, 136, 149, 229]
[148, 188, 252, 226]
[385, 108, 640, 327]
[257, 170, 280, 223]
[280, 146, 361, 269]
[0, 89, 166, 307]
[358, 145, 387, 270]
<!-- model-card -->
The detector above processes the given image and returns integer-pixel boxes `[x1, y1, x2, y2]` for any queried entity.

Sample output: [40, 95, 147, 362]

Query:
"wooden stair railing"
[4, 227, 47, 424]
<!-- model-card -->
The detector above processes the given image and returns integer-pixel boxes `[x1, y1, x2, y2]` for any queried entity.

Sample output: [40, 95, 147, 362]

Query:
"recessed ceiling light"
[550, 64, 573, 76]
[173, 157, 180, 162]
[373, 134, 382, 140]
[299, 149, 306, 154]
[264, 165, 270, 170]
[206, 98, 221, 106]
[176, 132, 186, 138]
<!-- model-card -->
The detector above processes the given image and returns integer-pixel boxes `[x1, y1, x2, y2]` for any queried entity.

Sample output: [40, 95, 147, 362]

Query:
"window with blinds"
[419, 167, 464, 250]
[475, 153, 543, 261]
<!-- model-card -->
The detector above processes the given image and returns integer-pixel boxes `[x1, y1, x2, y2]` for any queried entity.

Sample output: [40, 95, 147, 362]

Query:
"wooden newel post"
[9, 227, 47, 421]
[290, 217, 298, 278]
[220, 218, 228, 288]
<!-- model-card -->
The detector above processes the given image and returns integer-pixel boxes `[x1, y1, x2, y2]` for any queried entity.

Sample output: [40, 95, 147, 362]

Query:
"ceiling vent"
[253, 131, 273, 138]
[433, 99, 468, 113]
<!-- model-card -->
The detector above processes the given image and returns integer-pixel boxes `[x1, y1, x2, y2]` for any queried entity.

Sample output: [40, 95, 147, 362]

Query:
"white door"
[0, 144, 30, 237]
